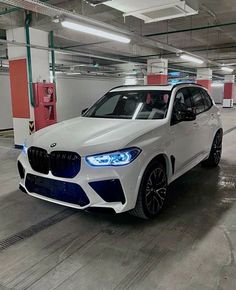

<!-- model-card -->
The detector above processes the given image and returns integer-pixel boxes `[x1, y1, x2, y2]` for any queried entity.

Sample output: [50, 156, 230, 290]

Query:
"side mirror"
[172, 109, 196, 125]
[81, 108, 88, 115]
[182, 110, 196, 121]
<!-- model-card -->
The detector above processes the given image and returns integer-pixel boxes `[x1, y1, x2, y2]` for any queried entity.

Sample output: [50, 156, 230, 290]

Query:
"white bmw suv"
[18, 84, 223, 219]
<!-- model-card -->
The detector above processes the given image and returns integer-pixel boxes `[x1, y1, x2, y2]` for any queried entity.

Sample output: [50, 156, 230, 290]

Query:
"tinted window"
[190, 87, 206, 114]
[84, 90, 171, 120]
[201, 89, 213, 110]
[172, 88, 193, 123]
[174, 88, 192, 111]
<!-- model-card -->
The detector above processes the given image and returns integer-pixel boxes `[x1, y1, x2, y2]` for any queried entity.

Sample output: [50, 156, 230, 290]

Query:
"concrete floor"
[0, 109, 236, 290]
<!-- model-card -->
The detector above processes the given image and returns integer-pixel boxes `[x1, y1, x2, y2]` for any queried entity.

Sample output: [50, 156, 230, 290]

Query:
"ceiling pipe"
[0, 0, 131, 35]
[25, 11, 34, 107]
[145, 21, 236, 37]
[0, 0, 50, 16]
[49, 30, 56, 84]
[0, 0, 227, 72]
[2, 0, 221, 69]
[0, 6, 19, 15]
[129, 43, 236, 59]
[0, 0, 183, 55]
[1, 38, 226, 75]
[0, 38, 132, 63]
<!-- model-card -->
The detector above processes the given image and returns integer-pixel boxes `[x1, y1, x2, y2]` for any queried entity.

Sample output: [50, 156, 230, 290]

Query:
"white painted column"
[196, 68, 212, 92]
[147, 58, 168, 85]
[6, 27, 50, 146]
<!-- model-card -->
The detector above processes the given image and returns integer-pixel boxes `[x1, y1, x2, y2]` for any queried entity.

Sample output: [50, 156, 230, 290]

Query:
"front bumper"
[18, 151, 144, 213]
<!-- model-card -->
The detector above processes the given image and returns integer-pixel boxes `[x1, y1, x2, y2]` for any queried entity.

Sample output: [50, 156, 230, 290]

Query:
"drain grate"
[0, 209, 75, 252]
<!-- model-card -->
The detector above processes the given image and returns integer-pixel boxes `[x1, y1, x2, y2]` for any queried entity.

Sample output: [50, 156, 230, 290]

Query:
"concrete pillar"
[223, 75, 235, 108]
[196, 68, 212, 92]
[6, 27, 50, 147]
[147, 58, 168, 85]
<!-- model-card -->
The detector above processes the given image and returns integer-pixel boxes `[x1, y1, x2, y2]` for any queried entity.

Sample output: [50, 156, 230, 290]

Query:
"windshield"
[84, 90, 171, 120]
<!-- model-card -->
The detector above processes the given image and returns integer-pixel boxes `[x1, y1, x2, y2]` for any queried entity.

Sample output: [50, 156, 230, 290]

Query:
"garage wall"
[0, 72, 13, 130]
[0, 73, 124, 129]
[211, 86, 224, 104]
[56, 75, 124, 122]
[1, 72, 235, 131]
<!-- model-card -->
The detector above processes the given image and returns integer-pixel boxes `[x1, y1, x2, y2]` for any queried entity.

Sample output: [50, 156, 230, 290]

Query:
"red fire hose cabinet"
[33, 82, 57, 131]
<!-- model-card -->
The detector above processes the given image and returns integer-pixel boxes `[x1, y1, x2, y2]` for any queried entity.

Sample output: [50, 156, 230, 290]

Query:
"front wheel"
[202, 129, 223, 167]
[130, 160, 168, 219]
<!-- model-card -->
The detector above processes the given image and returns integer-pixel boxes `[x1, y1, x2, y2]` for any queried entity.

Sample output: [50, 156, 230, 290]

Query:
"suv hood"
[29, 117, 165, 156]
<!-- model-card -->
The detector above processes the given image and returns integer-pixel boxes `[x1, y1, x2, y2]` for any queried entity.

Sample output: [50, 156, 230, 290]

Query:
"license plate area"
[25, 174, 90, 206]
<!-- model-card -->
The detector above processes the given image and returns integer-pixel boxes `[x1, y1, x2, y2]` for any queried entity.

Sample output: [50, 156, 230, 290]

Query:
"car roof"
[110, 83, 204, 93]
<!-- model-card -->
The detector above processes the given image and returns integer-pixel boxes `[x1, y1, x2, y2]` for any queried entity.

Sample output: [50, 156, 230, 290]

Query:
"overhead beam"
[145, 22, 236, 37]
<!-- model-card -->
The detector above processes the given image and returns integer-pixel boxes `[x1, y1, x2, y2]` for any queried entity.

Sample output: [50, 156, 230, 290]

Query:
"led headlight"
[86, 147, 141, 167]
[22, 142, 28, 155]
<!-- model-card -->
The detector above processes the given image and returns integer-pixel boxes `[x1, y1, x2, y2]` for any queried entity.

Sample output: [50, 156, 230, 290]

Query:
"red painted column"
[196, 80, 212, 91]
[147, 58, 168, 85]
[223, 75, 235, 108]
[196, 68, 212, 93]
[6, 27, 52, 146]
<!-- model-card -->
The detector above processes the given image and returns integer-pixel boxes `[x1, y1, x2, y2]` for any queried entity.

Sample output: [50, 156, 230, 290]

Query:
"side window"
[201, 89, 213, 110]
[173, 88, 192, 112]
[171, 88, 193, 124]
[190, 88, 206, 114]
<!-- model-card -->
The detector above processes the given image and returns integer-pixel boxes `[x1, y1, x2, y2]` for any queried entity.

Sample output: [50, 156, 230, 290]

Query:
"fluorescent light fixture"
[61, 21, 131, 44]
[66, 72, 81, 75]
[221, 66, 234, 73]
[180, 54, 204, 64]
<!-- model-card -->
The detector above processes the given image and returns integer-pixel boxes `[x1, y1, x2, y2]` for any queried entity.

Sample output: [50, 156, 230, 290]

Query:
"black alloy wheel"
[202, 129, 223, 167]
[130, 160, 168, 219]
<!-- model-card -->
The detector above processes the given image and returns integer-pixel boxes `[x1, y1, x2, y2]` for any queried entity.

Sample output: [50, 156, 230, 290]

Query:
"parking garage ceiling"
[1, 0, 236, 78]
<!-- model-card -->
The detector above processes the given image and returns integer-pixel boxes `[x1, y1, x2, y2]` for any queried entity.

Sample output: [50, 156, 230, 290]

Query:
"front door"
[170, 88, 199, 175]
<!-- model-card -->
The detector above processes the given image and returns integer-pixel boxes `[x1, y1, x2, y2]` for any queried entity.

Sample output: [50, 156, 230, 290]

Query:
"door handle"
[193, 122, 199, 127]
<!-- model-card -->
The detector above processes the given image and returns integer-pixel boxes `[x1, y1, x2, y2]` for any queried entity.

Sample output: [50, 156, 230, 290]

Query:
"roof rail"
[110, 83, 204, 92]
[109, 84, 172, 91]
[171, 82, 203, 90]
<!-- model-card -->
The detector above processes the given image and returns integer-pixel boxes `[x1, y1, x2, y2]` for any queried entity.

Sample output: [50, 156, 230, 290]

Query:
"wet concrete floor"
[0, 108, 235, 290]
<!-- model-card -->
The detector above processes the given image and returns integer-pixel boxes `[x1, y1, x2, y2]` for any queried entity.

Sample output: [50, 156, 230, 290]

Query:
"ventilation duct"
[105, 0, 199, 23]
[0, 0, 128, 34]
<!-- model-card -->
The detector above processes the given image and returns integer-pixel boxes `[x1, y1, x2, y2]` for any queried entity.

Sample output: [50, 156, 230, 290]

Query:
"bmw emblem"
[50, 143, 57, 148]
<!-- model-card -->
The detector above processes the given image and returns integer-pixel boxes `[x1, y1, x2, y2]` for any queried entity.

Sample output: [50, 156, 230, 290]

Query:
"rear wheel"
[130, 160, 168, 219]
[202, 129, 223, 167]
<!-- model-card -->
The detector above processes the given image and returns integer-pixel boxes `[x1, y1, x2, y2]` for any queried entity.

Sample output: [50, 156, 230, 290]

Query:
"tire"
[201, 129, 223, 167]
[130, 160, 168, 219]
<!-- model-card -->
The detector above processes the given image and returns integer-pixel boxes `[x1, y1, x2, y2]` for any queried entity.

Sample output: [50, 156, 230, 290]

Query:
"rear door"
[200, 88, 217, 150]
[189, 87, 212, 156]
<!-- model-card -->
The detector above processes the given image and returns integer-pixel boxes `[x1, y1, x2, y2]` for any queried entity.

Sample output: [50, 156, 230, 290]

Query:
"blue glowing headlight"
[86, 147, 141, 167]
[22, 143, 28, 155]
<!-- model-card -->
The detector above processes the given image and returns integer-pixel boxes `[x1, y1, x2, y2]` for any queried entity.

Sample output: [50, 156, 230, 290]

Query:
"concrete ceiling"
[0, 0, 236, 78]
